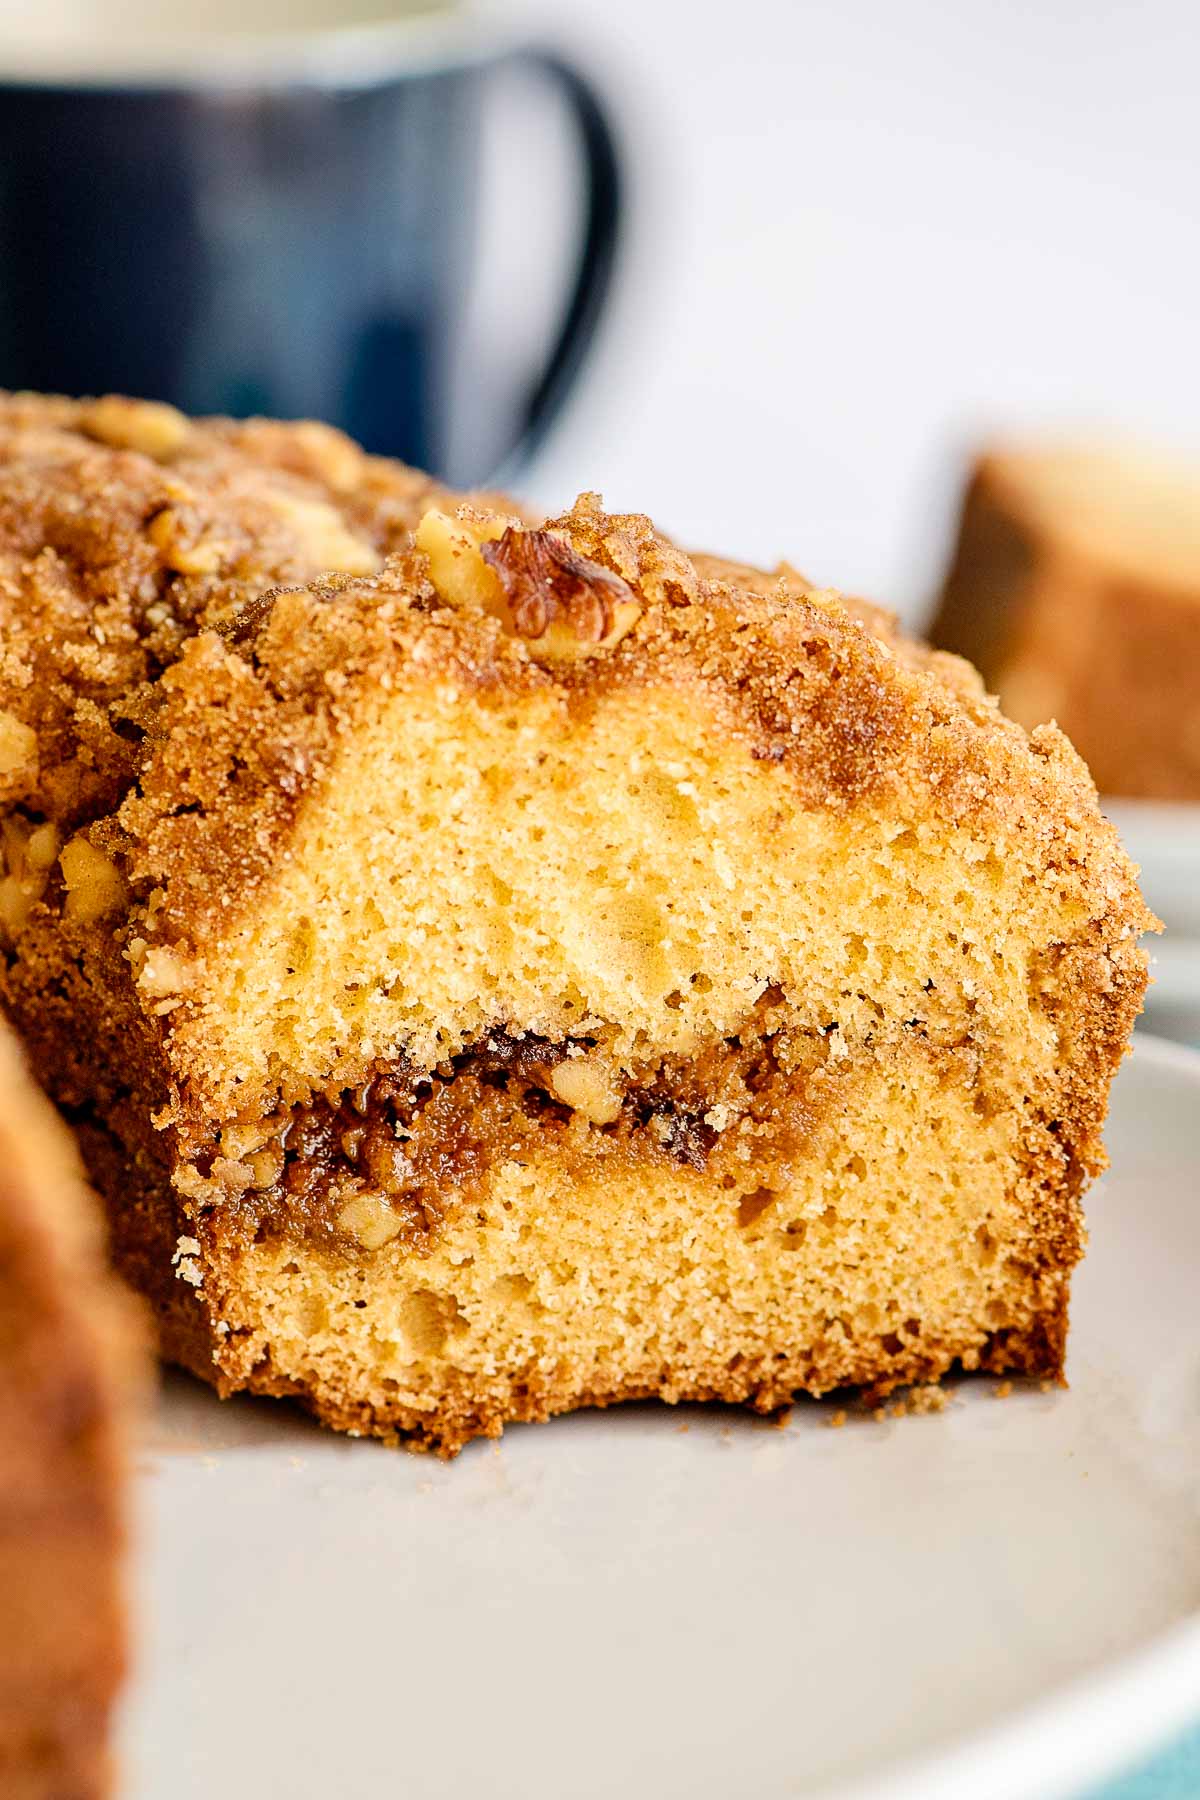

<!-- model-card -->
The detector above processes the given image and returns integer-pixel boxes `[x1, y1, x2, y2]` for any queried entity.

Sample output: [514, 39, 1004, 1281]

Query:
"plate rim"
[816, 1030, 1200, 1800]
[820, 1614, 1200, 1800]
[1146, 938, 1200, 1004]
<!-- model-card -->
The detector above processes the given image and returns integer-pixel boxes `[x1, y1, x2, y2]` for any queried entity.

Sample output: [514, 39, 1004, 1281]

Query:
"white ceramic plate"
[1104, 800, 1200, 1041]
[1104, 802, 1200, 941]
[121, 1035, 1200, 1800]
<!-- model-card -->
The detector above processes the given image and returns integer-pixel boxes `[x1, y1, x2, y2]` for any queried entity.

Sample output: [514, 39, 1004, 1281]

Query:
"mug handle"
[491, 47, 623, 476]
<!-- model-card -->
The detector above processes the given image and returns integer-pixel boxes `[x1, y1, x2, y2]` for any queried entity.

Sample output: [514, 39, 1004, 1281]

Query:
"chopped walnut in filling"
[180, 1011, 834, 1258]
[0, 815, 60, 941]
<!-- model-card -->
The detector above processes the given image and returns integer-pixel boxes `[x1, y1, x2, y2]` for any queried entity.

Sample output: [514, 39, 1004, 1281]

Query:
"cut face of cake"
[930, 442, 1200, 800]
[0, 1020, 141, 1799]
[0, 395, 1154, 1454]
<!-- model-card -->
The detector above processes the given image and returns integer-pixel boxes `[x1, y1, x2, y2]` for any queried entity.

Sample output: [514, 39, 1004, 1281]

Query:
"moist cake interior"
[141, 671, 1099, 1442]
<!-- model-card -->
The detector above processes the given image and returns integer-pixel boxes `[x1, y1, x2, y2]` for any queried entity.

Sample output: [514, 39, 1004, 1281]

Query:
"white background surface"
[485, 0, 1200, 631]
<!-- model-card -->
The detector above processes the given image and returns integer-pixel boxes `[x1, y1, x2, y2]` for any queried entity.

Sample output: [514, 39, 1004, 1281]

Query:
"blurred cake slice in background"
[930, 442, 1200, 800]
[0, 1021, 142, 1800]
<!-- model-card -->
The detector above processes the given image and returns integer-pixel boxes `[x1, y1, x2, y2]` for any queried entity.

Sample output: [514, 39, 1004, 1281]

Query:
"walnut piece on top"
[79, 395, 190, 460]
[416, 508, 641, 661]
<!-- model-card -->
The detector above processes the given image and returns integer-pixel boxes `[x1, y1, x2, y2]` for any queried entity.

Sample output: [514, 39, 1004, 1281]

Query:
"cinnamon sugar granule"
[171, 1236, 204, 1289]
[905, 1384, 948, 1416]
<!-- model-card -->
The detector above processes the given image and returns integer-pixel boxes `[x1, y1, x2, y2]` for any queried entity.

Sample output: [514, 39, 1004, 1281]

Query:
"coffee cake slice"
[931, 441, 1200, 799]
[0, 395, 1154, 1454]
[0, 1020, 141, 1799]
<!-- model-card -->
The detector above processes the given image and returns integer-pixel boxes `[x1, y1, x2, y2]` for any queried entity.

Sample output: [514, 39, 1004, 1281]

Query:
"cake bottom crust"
[202, 1300, 1069, 1456]
[86, 1205, 1073, 1459]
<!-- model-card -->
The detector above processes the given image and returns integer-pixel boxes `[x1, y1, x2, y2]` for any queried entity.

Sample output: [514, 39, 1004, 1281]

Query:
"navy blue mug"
[0, 5, 622, 482]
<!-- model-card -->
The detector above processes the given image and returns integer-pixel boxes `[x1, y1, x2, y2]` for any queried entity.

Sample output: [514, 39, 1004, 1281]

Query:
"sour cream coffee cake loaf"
[0, 395, 1153, 1453]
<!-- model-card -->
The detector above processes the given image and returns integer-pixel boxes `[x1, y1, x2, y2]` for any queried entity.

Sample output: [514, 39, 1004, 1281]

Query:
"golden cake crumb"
[905, 1384, 949, 1416]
